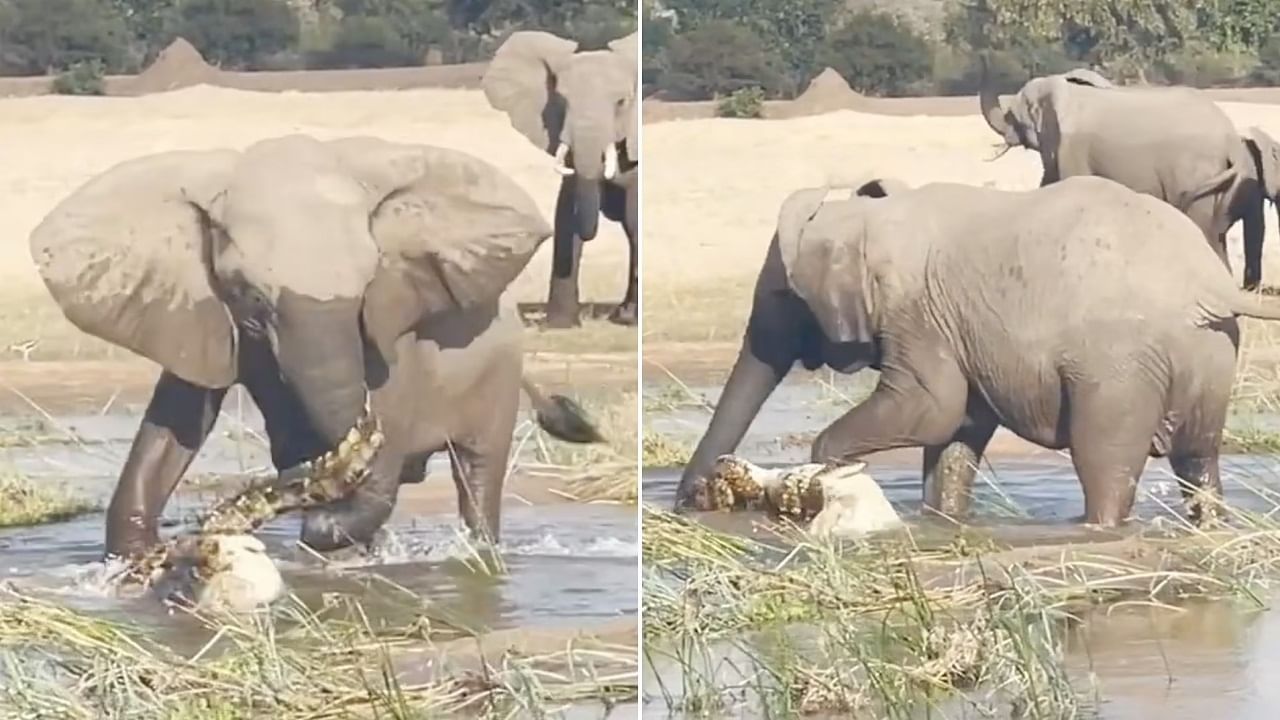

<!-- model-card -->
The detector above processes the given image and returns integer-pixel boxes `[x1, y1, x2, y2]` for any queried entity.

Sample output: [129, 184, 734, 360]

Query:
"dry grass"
[0, 471, 97, 528]
[0, 587, 636, 718]
[642, 473, 1280, 717]
[642, 431, 692, 468]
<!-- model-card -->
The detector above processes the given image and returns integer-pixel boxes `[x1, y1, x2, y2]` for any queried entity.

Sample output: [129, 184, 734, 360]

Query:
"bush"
[314, 15, 415, 68]
[165, 0, 299, 70]
[658, 20, 786, 100]
[1251, 33, 1280, 85]
[716, 86, 764, 117]
[1155, 41, 1257, 87]
[0, 0, 130, 75]
[819, 11, 932, 96]
[51, 59, 106, 94]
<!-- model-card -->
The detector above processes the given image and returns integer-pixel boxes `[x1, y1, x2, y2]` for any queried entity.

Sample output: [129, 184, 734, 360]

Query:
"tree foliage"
[820, 11, 932, 96]
[0, 0, 130, 74]
[645, 0, 1280, 99]
[165, 0, 300, 69]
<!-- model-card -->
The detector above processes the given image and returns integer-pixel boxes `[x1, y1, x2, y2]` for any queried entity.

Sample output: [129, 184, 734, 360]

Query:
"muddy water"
[0, 393, 637, 658]
[642, 378, 1280, 719]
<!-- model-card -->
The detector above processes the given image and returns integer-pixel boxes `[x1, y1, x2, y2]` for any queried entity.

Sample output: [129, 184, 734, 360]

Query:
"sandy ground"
[0, 85, 634, 361]
[641, 100, 1280, 381]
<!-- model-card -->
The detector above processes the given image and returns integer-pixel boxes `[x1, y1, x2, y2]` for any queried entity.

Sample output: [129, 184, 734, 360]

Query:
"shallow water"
[0, 400, 637, 651]
[642, 379, 1280, 719]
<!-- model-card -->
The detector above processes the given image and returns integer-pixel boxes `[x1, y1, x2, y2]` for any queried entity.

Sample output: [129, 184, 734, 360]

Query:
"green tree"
[662, 0, 840, 91]
[166, 0, 300, 69]
[110, 0, 179, 63]
[820, 11, 932, 96]
[659, 19, 786, 100]
[0, 0, 130, 75]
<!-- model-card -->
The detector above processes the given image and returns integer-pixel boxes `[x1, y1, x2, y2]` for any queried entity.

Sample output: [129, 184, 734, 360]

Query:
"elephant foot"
[544, 307, 582, 329]
[608, 302, 637, 326]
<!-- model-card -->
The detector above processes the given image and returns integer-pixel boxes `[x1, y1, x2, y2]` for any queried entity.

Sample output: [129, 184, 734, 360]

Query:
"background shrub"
[657, 20, 786, 100]
[51, 59, 106, 95]
[716, 86, 764, 117]
[165, 0, 299, 70]
[819, 11, 932, 96]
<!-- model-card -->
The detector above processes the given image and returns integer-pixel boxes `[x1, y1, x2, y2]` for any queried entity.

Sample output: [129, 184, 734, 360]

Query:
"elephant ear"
[776, 188, 875, 344]
[1246, 126, 1280, 200]
[1061, 68, 1112, 88]
[29, 151, 239, 388]
[326, 137, 552, 362]
[482, 31, 579, 154]
[609, 32, 640, 160]
[853, 177, 909, 198]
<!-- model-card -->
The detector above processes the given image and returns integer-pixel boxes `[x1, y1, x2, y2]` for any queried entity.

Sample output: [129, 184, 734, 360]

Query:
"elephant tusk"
[553, 143, 574, 176]
[604, 143, 619, 180]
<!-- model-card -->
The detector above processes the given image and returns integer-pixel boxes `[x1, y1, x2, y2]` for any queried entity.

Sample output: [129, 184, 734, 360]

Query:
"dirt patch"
[130, 38, 218, 95]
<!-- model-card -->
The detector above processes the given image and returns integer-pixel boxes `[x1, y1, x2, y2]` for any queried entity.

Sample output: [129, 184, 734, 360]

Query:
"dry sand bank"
[642, 100, 1280, 361]
[0, 85, 631, 359]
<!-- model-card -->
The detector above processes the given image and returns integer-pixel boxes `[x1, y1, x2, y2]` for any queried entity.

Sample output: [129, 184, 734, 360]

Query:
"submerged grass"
[641, 488, 1280, 718]
[0, 587, 637, 719]
[0, 472, 97, 528]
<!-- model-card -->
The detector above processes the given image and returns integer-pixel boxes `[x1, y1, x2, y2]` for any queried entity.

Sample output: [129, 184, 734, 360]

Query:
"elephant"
[29, 134, 603, 560]
[673, 176, 1280, 527]
[482, 30, 638, 328]
[978, 63, 1264, 287]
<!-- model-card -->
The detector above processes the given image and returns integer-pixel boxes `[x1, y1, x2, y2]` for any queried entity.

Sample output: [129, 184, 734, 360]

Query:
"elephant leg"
[1066, 379, 1163, 527]
[399, 452, 430, 485]
[1184, 200, 1232, 274]
[299, 441, 406, 551]
[1242, 196, 1264, 290]
[607, 180, 638, 326]
[449, 441, 510, 545]
[922, 408, 998, 519]
[546, 178, 584, 329]
[1169, 452, 1224, 527]
[811, 365, 967, 464]
[106, 372, 226, 558]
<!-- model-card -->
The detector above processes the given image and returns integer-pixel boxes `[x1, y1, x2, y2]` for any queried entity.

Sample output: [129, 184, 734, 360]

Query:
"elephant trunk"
[272, 294, 368, 446]
[569, 124, 614, 241]
[272, 292, 396, 550]
[978, 69, 1015, 143]
[674, 337, 789, 511]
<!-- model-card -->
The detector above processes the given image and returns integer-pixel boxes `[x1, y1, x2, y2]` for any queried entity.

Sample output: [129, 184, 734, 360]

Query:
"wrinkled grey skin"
[29, 135, 598, 559]
[675, 177, 1280, 527]
[483, 31, 638, 328]
[979, 64, 1269, 287]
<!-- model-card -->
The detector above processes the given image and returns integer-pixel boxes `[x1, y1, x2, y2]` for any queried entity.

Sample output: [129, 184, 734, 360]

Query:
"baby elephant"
[676, 176, 1280, 526]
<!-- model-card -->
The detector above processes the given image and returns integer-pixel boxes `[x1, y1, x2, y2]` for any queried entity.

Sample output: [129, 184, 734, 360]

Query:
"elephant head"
[1243, 126, 1280, 289]
[979, 64, 1109, 153]
[482, 30, 638, 241]
[674, 179, 902, 510]
[31, 135, 551, 538]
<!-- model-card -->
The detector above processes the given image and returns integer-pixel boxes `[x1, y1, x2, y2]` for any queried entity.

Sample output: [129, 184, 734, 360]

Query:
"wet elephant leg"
[1170, 452, 1224, 527]
[922, 406, 998, 519]
[106, 372, 226, 558]
[546, 179, 584, 329]
[811, 365, 967, 464]
[1066, 379, 1163, 527]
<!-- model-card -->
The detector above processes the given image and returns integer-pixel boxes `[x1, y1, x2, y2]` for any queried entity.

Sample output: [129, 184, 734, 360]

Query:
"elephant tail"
[520, 377, 605, 444]
[1231, 294, 1280, 321]
[1177, 164, 1239, 214]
